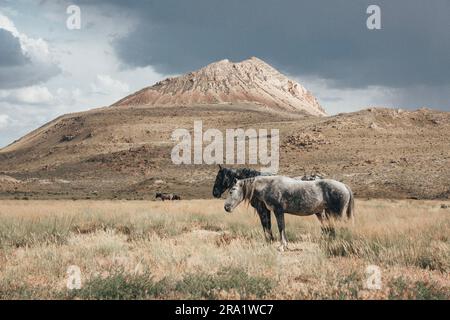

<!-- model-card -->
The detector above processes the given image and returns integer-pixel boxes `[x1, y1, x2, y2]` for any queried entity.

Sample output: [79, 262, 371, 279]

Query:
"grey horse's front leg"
[274, 207, 288, 251]
[251, 199, 274, 242]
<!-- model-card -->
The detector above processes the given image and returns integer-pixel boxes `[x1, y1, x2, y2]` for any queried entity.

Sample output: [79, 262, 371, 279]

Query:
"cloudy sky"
[0, 0, 449, 147]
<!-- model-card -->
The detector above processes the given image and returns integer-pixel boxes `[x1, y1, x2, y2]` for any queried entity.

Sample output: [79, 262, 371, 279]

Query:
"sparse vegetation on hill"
[0, 106, 448, 200]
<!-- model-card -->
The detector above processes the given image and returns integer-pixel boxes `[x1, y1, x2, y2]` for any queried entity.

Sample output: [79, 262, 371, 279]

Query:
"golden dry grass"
[0, 199, 448, 299]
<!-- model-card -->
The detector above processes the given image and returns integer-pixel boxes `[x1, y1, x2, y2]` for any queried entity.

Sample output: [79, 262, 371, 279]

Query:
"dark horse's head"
[212, 165, 236, 198]
[213, 165, 264, 198]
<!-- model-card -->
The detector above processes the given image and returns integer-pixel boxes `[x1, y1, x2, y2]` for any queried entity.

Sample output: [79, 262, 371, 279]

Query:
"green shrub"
[175, 267, 273, 299]
[64, 270, 169, 300]
[388, 277, 449, 300]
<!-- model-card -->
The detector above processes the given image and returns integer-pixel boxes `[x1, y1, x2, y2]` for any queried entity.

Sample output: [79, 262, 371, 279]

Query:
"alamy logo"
[66, 265, 82, 290]
[366, 5, 381, 30]
[66, 5, 81, 30]
[365, 265, 382, 290]
[171, 121, 279, 174]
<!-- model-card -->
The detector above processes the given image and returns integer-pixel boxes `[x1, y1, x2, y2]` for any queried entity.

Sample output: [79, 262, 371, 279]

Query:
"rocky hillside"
[112, 57, 326, 116]
[0, 103, 448, 200]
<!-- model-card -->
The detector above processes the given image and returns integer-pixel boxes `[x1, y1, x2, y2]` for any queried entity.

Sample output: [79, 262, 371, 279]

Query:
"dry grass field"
[0, 199, 448, 300]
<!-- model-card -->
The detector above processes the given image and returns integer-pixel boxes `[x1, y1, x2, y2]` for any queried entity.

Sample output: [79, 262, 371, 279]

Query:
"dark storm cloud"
[0, 28, 60, 89]
[81, 0, 450, 90]
[0, 29, 28, 66]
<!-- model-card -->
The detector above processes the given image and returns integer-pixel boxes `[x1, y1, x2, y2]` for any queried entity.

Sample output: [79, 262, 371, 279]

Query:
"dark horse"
[212, 166, 288, 242]
[155, 192, 181, 201]
[212, 166, 348, 244]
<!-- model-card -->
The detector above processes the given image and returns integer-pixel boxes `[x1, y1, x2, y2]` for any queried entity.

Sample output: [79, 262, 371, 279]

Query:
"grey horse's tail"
[346, 185, 355, 222]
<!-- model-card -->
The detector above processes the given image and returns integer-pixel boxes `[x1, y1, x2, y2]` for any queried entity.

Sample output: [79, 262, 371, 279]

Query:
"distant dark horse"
[212, 165, 323, 242]
[224, 176, 355, 251]
[155, 192, 181, 201]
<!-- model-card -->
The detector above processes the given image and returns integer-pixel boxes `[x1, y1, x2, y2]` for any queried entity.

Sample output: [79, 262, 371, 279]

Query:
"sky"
[0, 0, 449, 147]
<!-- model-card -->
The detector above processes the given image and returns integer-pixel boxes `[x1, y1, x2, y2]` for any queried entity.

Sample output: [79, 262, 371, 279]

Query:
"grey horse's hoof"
[278, 245, 286, 252]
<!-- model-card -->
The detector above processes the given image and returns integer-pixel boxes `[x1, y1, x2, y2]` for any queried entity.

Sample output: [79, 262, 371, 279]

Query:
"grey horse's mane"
[240, 177, 256, 204]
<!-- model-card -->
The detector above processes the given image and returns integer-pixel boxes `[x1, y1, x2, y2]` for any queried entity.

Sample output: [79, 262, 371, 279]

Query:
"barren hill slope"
[0, 103, 448, 200]
[112, 57, 326, 116]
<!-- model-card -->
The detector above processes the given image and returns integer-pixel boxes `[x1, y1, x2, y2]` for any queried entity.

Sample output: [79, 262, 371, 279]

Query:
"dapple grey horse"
[224, 176, 355, 251]
[212, 166, 322, 242]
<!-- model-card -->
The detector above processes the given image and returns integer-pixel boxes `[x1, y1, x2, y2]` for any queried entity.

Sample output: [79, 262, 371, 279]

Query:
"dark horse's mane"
[233, 167, 269, 179]
[213, 166, 272, 198]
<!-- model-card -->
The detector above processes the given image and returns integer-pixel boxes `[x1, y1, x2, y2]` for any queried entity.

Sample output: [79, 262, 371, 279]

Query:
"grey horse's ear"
[218, 164, 223, 170]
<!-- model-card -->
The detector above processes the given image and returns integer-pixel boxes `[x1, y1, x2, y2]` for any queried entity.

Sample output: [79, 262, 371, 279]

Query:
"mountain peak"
[113, 57, 326, 116]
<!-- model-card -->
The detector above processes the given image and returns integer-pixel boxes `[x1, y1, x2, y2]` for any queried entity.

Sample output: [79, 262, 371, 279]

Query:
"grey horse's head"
[224, 179, 245, 213]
